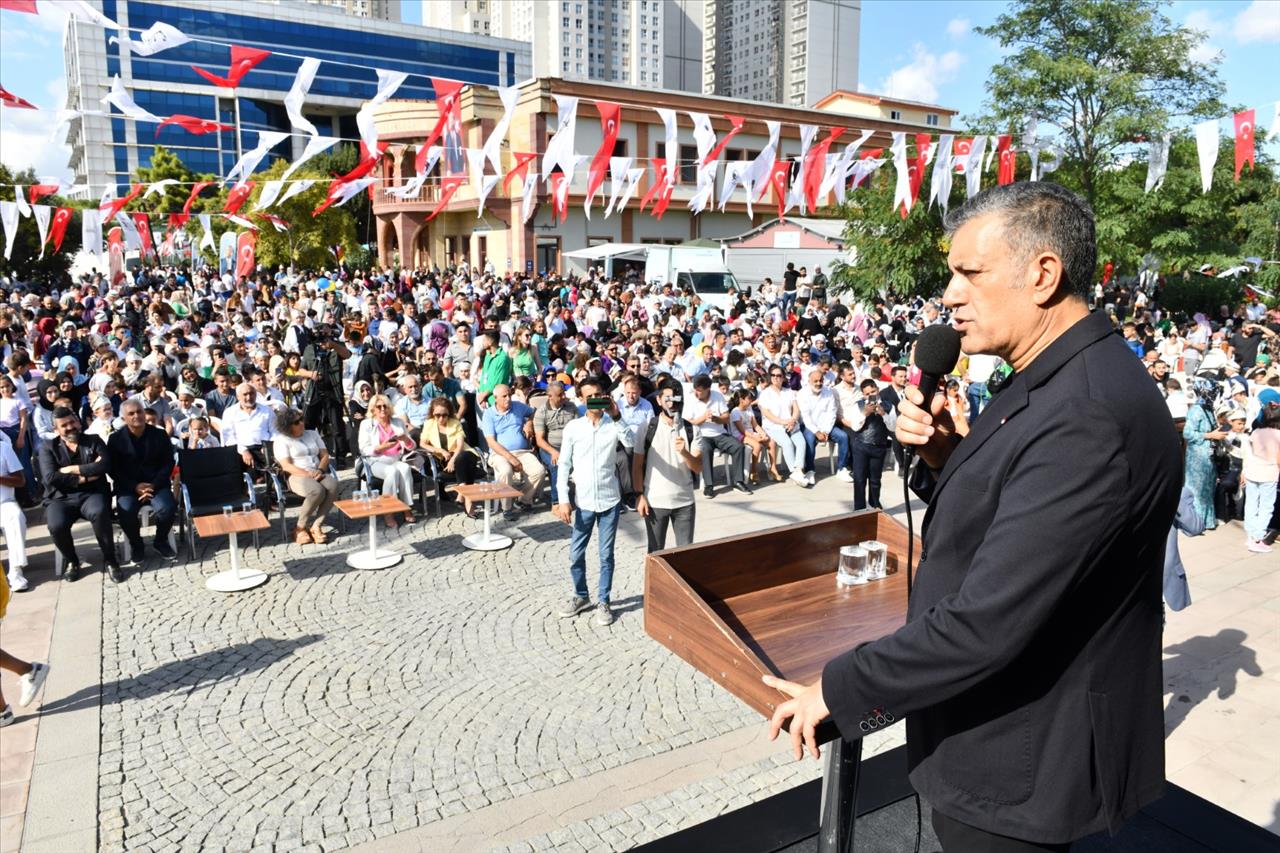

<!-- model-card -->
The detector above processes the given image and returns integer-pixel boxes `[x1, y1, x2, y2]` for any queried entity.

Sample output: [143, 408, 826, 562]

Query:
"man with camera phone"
[632, 377, 703, 553]
[846, 378, 894, 510]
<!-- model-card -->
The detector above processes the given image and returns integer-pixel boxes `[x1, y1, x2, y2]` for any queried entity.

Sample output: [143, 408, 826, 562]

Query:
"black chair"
[178, 447, 259, 560]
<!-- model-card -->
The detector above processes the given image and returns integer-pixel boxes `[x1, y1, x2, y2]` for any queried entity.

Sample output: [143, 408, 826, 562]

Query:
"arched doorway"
[414, 227, 431, 270]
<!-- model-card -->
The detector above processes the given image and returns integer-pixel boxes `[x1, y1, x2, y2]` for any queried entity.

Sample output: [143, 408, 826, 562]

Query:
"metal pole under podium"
[817, 737, 863, 853]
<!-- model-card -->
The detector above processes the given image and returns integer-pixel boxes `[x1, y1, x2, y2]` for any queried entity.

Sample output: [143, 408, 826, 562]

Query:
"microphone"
[911, 324, 963, 431]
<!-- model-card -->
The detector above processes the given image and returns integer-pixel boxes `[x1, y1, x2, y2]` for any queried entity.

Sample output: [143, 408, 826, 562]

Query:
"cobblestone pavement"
[94, 501, 760, 852]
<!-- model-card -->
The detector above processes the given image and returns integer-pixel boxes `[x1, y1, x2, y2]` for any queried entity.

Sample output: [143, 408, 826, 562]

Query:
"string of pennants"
[1, 0, 1278, 267]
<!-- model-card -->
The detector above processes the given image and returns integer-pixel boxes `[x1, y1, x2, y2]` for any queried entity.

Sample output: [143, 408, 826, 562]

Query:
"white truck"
[564, 243, 742, 312]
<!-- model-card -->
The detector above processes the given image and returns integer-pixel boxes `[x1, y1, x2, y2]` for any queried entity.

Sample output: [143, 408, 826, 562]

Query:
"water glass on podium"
[837, 545, 869, 587]
[859, 540, 888, 580]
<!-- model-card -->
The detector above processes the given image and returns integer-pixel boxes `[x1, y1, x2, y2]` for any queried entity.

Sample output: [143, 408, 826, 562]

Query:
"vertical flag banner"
[1233, 109, 1255, 181]
[234, 230, 256, 280]
[131, 212, 154, 257]
[32, 205, 50, 258]
[891, 132, 911, 217]
[108, 226, 125, 285]
[1194, 119, 1219, 193]
[81, 208, 103, 258]
[586, 101, 621, 214]
[996, 135, 1015, 185]
[47, 206, 73, 253]
[1145, 133, 1172, 194]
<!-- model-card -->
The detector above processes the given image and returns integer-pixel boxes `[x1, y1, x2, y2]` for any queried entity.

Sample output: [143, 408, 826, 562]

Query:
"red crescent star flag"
[704, 114, 745, 166]
[192, 45, 270, 88]
[996, 135, 1015, 185]
[100, 183, 144, 221]
[953, 138, 973, 174]
[548, 172, 571, 223]
[1234, 109, 1256, 181]
[503, 152, 537, 192]
[131, 212, 154, 257]
[233, 230, 256, 281]
[416, 78, 464, 175]
[769, 159, 791, 220]
[909, 133, 932, 206]
[28, 184, 60, 204]
[0, 1, 40, 14]
[107, 227, 125, 285]
[0, 86, 38, 109]
[426, 177, 465, 222]
[586, 101, 621, 210]
[638, 158, 667, 211]
[46, 206, 72, 253]
[223, 182, 254, 215]
[804, 127, 845, 212]
[156, 114, 232, 137]
[172, 180, 212, 228]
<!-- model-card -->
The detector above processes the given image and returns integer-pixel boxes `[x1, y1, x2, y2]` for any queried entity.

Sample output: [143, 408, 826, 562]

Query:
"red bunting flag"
[769, 159, 791, 220]
[703, 114, 745, 166]
[426, 176, 465, 222]
[586, 101, 621, 208]
[651, 178, 677, 219]
[167, 212, 185, 232]
[28, 184, 60, 204]
[172, 180, 212, 228]
[0, 1, 40, 14]
[107, 227, 125, 285]
[852, 148, 883, 190]
[0, 85, 37, 110]
[996, 135, 1015, 185]
[156, 114, 233, 137]
[1234, 109, 1256, 181]
[46, 206, 72, 253]
[416, 78, 464, 175]
[256, 213, 290, 232]
[100, 183, 144, 221]
[503, 152, 537, 192]
[908, 133, 932, 210]
[953, 138, 973, 174]
[548, 172, 571, 223]
[638, 158, 667, 211]
[233, 230, 256, 281]
[192, 45, 270, 88]
[223, 182, 254, 215]
[804, 127, 845, 212]
[131, 212, 154, 257]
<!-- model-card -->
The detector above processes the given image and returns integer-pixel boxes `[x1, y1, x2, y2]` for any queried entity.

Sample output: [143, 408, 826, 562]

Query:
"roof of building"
[719, 217, 847, 245]
[813, 89, 959, 115]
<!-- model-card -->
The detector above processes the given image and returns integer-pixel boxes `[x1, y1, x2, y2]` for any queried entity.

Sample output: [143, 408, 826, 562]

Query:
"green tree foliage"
[974, 0, 1223, 206]
[132, 146, 229, 264]
[247, 158, 357, 270]
[0, 163, 83, 283]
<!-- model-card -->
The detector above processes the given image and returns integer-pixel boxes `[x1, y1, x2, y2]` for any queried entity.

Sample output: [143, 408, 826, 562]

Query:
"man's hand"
[549, 448, 560, 466]
[895, 384, 958, 471]
[553, 503, 572, 525]
[311, 469, 325, 481]
[508, 454, 524, 474]
[765, 675, 831, 761]
[816, 431, 828, 443]
[241, 450, 253, 467]
[673, 434, 687, 455]
[636, 495, 650, 517]
[134, 483, 153, 499]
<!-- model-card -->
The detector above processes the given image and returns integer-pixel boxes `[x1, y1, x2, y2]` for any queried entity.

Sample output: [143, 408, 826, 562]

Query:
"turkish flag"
[1102, 261, 1113, 285]
[996, 135, 1015, 185]
[769, 159, 791, 220]
[28, 184, 60, 204]
[416, 78, 465, 174]
[223, 182, 254, 215]
[639, 158, 667, 211]
[0, 1, 39, 13]
[908, 133, 932, 207]
[804, 127, 845, 212]
[132, 212, 154, 257]
[46, 206, 72, 252]
[107, 227, 125, 285]
[586, 101, 621, 207]
[0, 85, 37, 110]
[549, 172, 571, 223]
[101, 183, 144, 221]
[503, 151, 537, 193]
[954, 138, 973, 174]
[426, 176, 465, 222]
[233, 230, 256, 281]
[172, 180, 212, 228]
[704, 114, 745, 166]
[1234, 109, 1256, 181]
[156, 114, 232, 136]
[192, 45, 270, 88]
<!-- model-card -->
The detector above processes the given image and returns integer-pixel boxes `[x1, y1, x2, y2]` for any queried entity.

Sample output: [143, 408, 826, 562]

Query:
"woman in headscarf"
[32, 379, 61, 446]
[346, 380, 374, 461]
[1184, 377, 1228, 530]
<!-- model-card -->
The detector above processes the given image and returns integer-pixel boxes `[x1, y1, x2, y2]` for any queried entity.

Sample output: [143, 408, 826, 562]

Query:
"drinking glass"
[242, 501, 254, 515]
[859, 541, 888, 580]
[353, 489, 367, 504]
[837, 545, 868, 586]
[221, 504, 233, 517]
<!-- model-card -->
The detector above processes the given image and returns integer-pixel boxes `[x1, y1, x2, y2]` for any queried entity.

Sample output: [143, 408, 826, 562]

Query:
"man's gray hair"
[120, 396, 144, 414]
[943, 182, 1096, 300]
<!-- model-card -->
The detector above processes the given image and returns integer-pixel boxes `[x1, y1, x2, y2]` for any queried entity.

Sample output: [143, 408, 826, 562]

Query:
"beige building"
[370, 77, 954, 274]
[814, 90, 957, 130]
[300, 0, 400, 20]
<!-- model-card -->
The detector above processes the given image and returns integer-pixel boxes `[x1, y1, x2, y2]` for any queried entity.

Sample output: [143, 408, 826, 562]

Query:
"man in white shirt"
[798, 369, 852, 485]
[685, 375, 750, 498]
[965, 353, 1002, 422]
[0, 431, 29, 591]
[219, 382, 275, 473]
[554, 375, 634, 627]
[632, 377, 703, 552]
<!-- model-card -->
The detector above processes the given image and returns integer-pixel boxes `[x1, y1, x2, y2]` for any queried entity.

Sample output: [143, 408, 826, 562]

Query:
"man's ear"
[1028, 251, 1067, 306]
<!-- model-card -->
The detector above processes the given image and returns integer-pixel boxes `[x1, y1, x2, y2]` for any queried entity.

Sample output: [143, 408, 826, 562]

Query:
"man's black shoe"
[703, 487, 716, 499]
[733, 482, 753, 495]
[64, 563, 80, 582]
[153, 541, 177, 561]
[125, 541, 145, 565]
[108, 564, 124, 584]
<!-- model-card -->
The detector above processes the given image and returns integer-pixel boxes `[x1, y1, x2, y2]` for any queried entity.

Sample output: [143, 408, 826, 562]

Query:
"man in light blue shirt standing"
[554, 375, 634, 627]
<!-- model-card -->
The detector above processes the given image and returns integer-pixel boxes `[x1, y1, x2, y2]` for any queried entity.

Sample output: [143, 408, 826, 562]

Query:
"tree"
[247, 158, 358, 270]
[0, 163, 84, 283]
[974, 0, 1223, 207]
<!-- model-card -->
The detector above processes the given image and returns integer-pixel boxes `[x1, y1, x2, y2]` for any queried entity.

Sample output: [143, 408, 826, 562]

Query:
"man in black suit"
[108, 397, 177, 563]
[766, 183, 1181, 851]
[37, 407, 123, 583]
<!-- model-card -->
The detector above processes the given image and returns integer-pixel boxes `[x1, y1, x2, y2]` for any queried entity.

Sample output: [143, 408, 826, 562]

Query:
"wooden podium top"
[645, 511, 916, 735]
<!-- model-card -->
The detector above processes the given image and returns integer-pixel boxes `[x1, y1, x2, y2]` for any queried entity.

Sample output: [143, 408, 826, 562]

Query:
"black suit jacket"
[37, 435, 112, 501]
[107, 425, 175, 496]
[822, 312, 1180, 843]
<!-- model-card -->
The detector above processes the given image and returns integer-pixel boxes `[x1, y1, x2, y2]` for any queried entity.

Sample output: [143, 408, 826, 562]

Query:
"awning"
[563, 242, 650, 261]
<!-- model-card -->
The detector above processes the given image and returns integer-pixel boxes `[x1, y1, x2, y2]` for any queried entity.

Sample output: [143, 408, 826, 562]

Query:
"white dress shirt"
[798, 386, 838, 434]
[556, 413, 634, 512]
[220, 403, 276, 451]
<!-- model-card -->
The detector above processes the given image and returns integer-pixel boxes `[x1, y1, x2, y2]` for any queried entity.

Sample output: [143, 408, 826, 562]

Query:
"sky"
[1, 0, 1277, 183]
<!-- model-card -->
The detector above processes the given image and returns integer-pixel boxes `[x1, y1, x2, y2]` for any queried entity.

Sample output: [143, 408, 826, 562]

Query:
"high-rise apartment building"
[301, 0, 402, 21]
[704, 0, 859, 106]
[424, 0, 704, 92]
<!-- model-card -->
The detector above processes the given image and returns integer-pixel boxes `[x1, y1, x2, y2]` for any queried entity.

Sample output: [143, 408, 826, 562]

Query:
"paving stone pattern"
[95, 506, 758, 852]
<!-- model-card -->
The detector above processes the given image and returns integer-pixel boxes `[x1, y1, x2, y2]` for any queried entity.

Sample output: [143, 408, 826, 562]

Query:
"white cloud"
[0, 108, 74, 181]
[1188, 41, 1223, 63]
[1233, 0, 1280, 43]
[946, 18, 971, 39]
[878, 45, 965, 104]
[1183, 8, 1226, 64]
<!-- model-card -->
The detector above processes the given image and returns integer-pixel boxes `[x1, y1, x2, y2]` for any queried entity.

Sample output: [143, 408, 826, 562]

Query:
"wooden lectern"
[645, 511, 919, 853]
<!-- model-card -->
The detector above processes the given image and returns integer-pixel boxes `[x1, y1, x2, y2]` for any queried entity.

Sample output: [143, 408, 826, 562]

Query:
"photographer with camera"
[299, 325, 351, 466]
[631, 377, 702, 552]
[846, 377, 893, 510]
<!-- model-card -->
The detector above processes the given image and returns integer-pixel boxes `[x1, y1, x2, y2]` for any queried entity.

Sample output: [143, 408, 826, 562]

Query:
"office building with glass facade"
[62, 0, 530, 192]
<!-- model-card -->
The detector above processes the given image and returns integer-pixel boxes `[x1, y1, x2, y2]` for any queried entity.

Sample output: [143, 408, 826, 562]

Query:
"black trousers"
[46, 492, 118, 568]
[644, 503, 695, 553]
[850, 442, 887, 510]
[931, 808, 1070, 853]
[700, 433, 745, 488]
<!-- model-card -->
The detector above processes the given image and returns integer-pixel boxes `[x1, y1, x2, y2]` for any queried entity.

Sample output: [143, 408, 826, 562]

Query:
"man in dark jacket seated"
[108, 397, 177, 563]
[37, 406, 122, 582]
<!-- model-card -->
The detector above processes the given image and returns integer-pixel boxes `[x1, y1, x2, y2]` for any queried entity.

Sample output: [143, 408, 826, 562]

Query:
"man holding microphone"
[632, 377, 703, 552]
[763, 183, 1181, 852]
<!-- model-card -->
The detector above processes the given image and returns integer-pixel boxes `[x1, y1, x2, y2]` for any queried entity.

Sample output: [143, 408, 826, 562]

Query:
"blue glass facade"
[104, 0, 518, 189]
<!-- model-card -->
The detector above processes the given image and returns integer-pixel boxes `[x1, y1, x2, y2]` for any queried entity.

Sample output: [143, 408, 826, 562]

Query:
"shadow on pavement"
[1162, 628, 1262, 737]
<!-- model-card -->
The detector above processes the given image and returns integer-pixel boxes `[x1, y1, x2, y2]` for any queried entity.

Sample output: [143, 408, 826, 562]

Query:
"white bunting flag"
[13, 187, 30, 218]
[891, 132, 911, 215]
[198, 214, 215, 252]
[225, 214, 258, 231]
[143, 179, 179, 198]
[33, 205, 50, 258]
[115, 211, 142, 250]
[281, 135, 339, 181]
[1035, 144, 1063, 181]
[227, 131, 289, 188]
[983, 135, 1000, 175]
[688, 113, 718, 216]
[284, 58, 321, 138]
[476, 175, 501, 219]
[688, 163, 718, 215]
[102, 76, 161, 124]
[387, 174, 426, 201]
[0, 202, 16, 261]
[690, 113, 716, 162]
[718, 160, 749, 212]
[277, 179, 316, 206]
[744, 121, 781, 204]
[1022, 116, 1039, 181]
[604, 156, 632, 217]
[80, 208, 102, 258]
[522, 171, 539, 224]
[68, 0, 122, 30]
[542, 96, 579, 183]
[1194, 119, 1219, 193]
[255, 180, 285, 210]
[964, 135, 988, 198]
[356, 69, 408, 156]
[789, 124, 819, 213]
[831, 130, 873, 204]
[110, 21, 189, 56]
[612, 167, 645, 215]
[928, 134, 955, 212]
[656, 108, 678, 185]
[328, 177, 378, 209]
[482, 86, 520, 174]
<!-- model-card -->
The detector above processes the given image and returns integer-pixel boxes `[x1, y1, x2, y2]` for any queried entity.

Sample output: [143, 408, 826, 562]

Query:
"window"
[563, 46, 570, 56]
[640, 71, 647, 81]
[613, 138, 628, 157]
[926, 113, 939, 126]
[890, 110, 902, 121]
[678, 143, 699, 183]
[563, 16, 569, 26]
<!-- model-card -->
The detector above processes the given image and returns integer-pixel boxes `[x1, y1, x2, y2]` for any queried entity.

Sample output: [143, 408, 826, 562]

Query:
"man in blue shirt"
[393, 374, 432, 441]
[481, 384, 546, 514]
